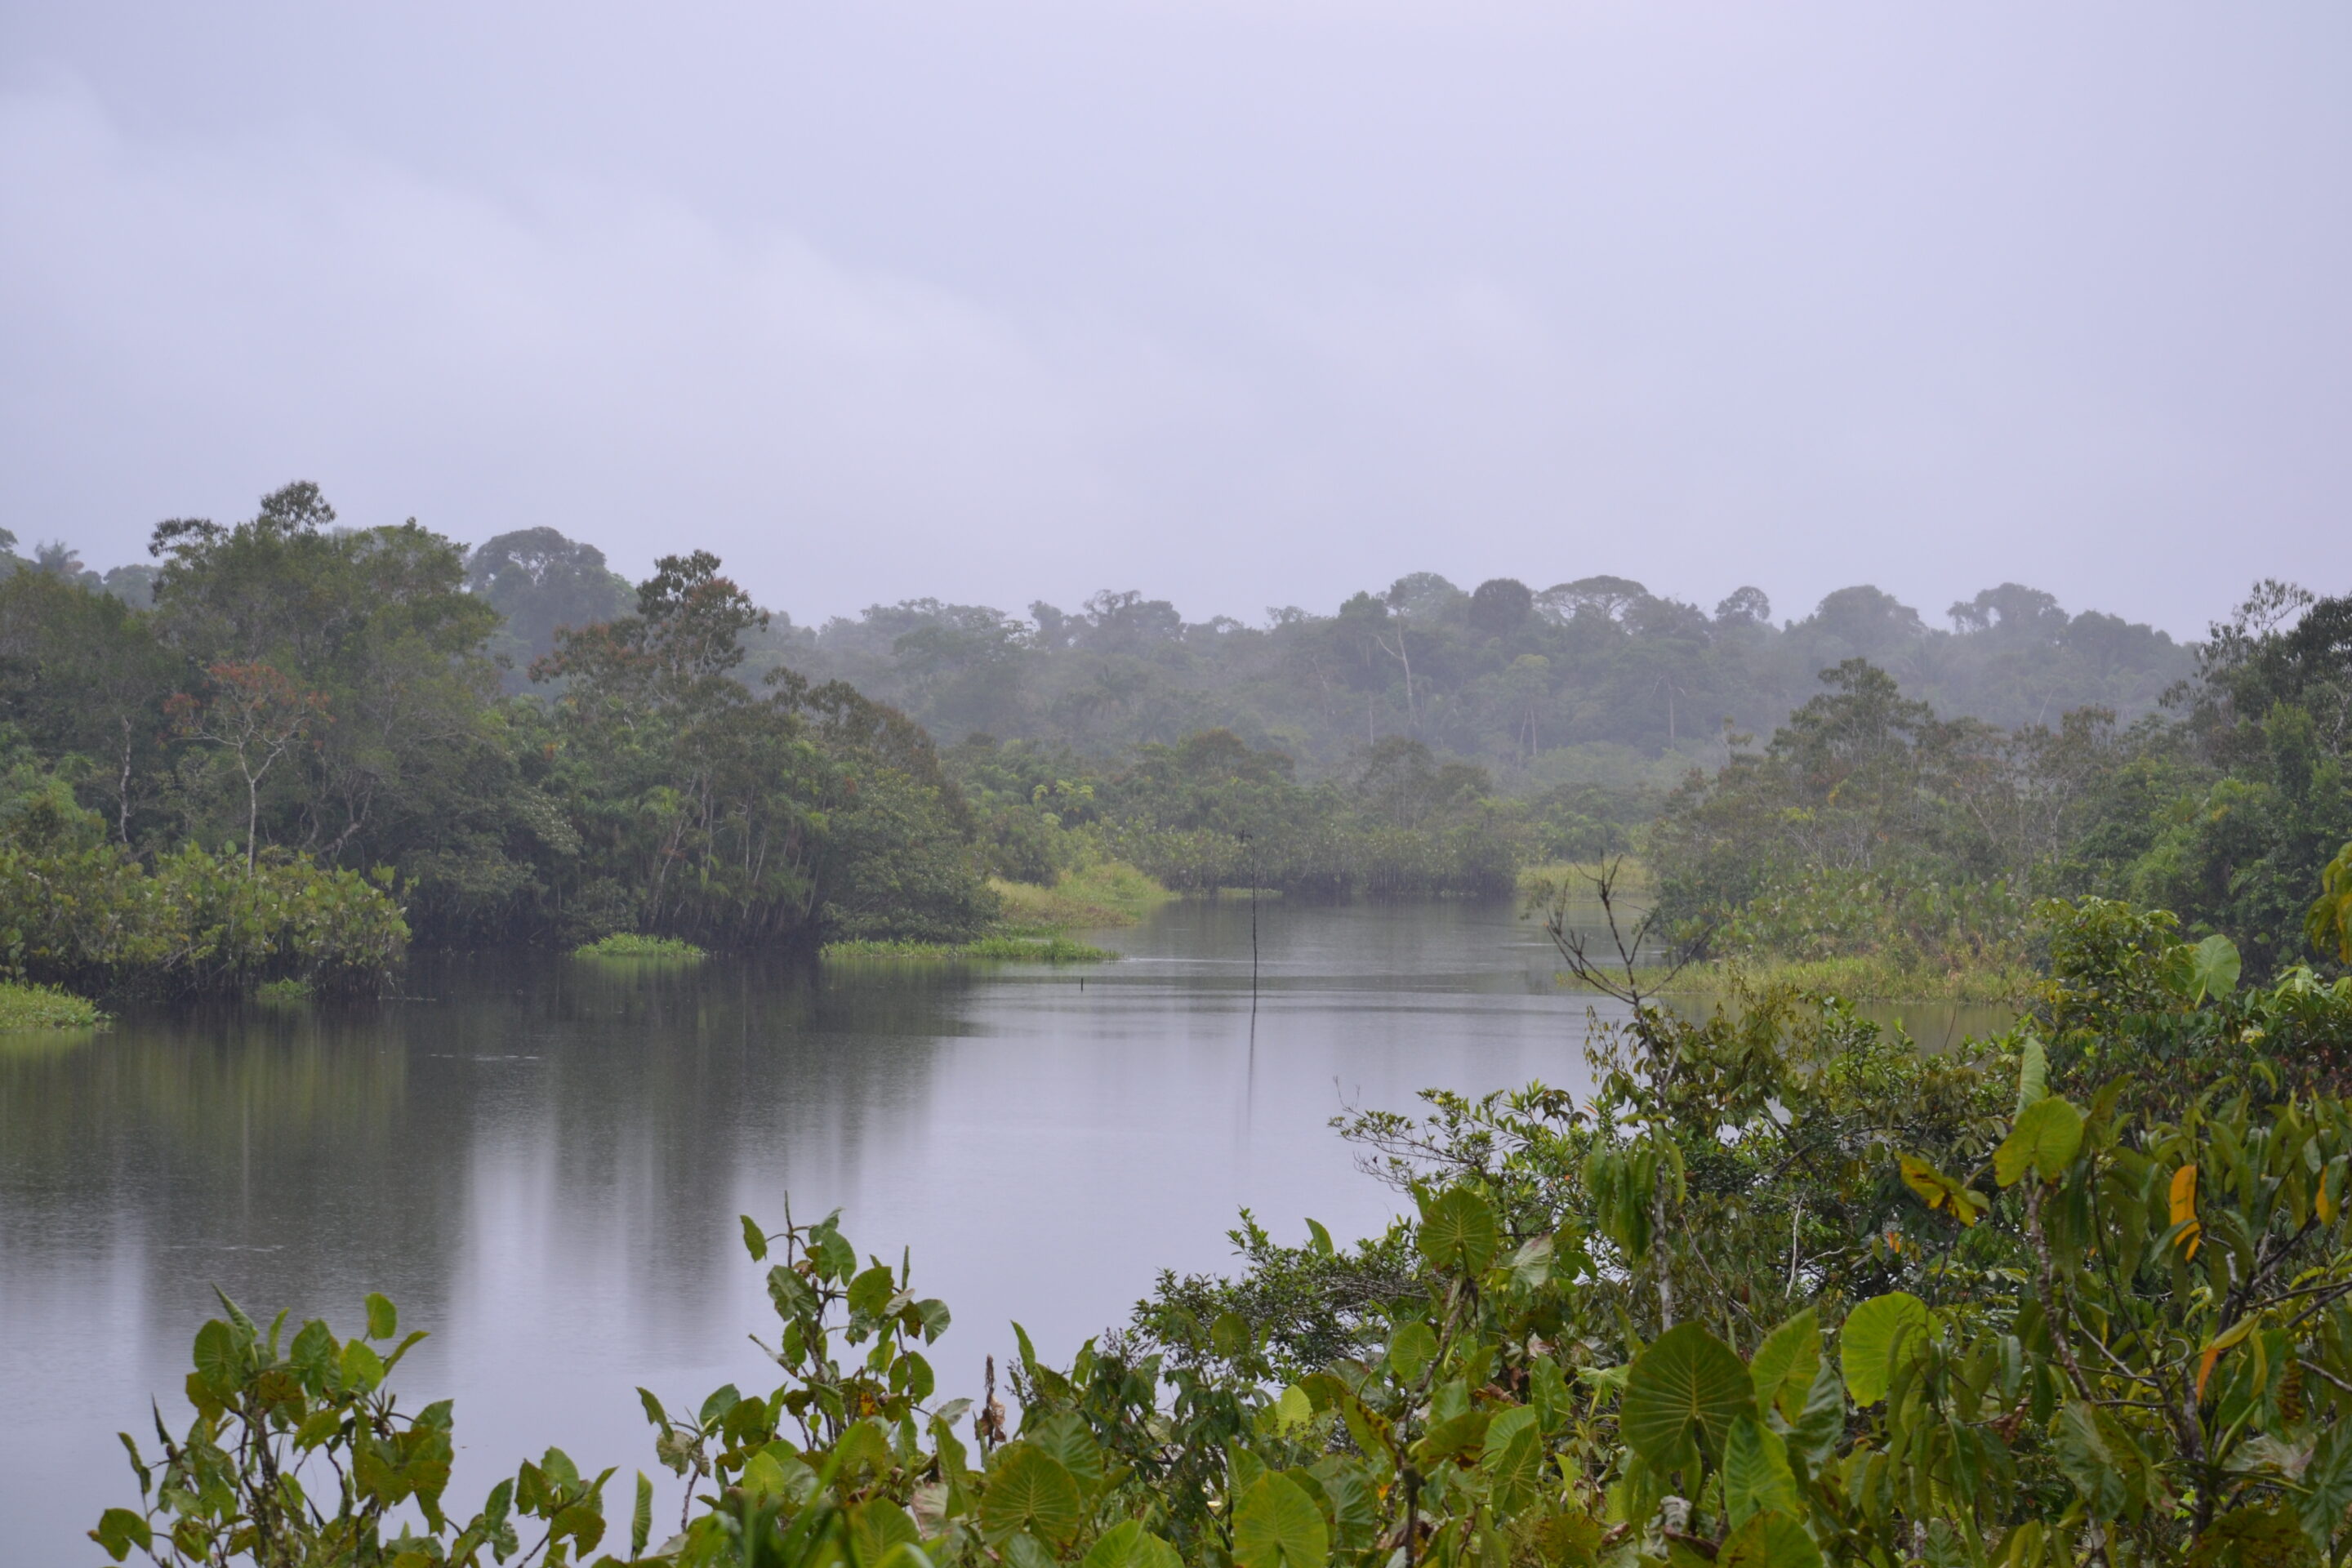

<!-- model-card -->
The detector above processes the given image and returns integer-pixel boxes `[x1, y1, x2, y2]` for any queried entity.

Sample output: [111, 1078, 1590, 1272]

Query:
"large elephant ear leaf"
[1748, 1310, 1820, 1424]
[1994, 1097, 2083, 1187]
[1415, 1187, 1499, 1276]
[1718, 1508, 1824, 1568]
[1231, 1472, 1330, 1568]
[979, 1442, 1084, 1548]
[2191, 933, 2242, 1004]
[1839, 1293, 1928, 1406]
[1085, 1520, 1183, 1568]
[1620, 1321, 1756, 1473]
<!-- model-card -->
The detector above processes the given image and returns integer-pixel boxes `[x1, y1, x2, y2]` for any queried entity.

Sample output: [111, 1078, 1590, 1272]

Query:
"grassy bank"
[1553, 952, 2037, 1005]
[1517, 858, 1653, 909]
[821, 934, 1118, 963]
[574, 933, 708, 961]
[989, 860, 1172, 929]
[0, 980, 106, 1030]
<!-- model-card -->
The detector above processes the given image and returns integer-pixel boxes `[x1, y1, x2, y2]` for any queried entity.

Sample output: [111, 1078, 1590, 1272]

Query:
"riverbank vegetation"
[575, 934, 708, 961]
[0, 979, 103, 1029]
[2, 490, 2343, 1006]
[1622, 581, 2352, 997]
[94, 885, 2352, 1566]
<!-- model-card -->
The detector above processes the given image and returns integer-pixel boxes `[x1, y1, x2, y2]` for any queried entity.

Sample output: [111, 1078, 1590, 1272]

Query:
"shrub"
[0, 979, 104, 1029]
[0, 841, 408, 996]
[573, 933, 707, 960]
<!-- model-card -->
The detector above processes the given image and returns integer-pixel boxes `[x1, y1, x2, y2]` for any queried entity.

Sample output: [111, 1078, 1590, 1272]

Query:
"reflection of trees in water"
[0, 998, 452, 1339]
[1, 951, 973, 1382]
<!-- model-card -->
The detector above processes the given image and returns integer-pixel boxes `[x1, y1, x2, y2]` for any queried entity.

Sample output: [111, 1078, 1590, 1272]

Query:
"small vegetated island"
[8, 487, 2352, 1560]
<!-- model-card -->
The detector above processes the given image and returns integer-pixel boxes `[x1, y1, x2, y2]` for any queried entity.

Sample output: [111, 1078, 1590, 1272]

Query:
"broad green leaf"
[833, 1418, 895, 1483]
[1415, 1187, 1499, 1276]
[1003, 1534, 1058, 1568]
[1723, 1416, 1799, 1529]
[2054, 1401, 2147, 1523]
[1749, 1310, 1820, 1423]
[697, 1383, 743, 1429]
[1412, 1407, 1490, 1466]
[1787, 1361, 1845, 1468]
[1232, 1472, 1330, 1568]
[767, 1265, 818, 1319]
[1510, 1234, 1556, 1290]
[2015, 1033, 2048, 1116]
[1530, 1357, 1572, 1434]
[980, 1442, 1084, 1548]
[191, 1319, 240, 1400]
[91, 1507, 152, 1561]
[363, 1293, 398, 1340]
[1212, 1312, 1253, 1359]
[1388, 1321, 1438, 1383]
[1304, 1218, 1334, 1256]
[1023, 1410, 1105, 1495]
[848, 1263, 898, 1321]
[1994, 1097, 2083, 1187]
[1481, 1404, 1537, 1457]
[850, 1499, 924, 1563]
[1085, 1520, 1184, 1568]
[811, 1225, 856, 1281]
[1718, 1508, 1823, 1568]
[739, 1214, 768, 1262]
[2301, 1426, 2352, 1552]
[2191, 933, 2242, 1003]
[1838, 1293, 1927, 1406]
[1620, 1321, 1757, 1472]
[1479, 1408, 1544, 1511]
[631, 1472, 653, 1558]
[1274, 1383, 1315, 1433]
[340, 1338, 385, 1394]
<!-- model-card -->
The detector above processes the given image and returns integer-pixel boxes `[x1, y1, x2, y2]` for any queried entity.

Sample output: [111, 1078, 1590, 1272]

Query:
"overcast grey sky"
[2, 2, 2345, 636]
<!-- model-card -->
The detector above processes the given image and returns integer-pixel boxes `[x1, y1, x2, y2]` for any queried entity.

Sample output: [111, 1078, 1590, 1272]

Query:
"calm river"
[0, 898, 2000, 1554]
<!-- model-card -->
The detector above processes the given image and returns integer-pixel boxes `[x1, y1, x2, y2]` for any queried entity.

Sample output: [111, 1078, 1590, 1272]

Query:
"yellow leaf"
[2197, 1316, 2256, 1401]
[2322, 1164, 2340, 1226]
[1900, 1154, 1980, 1228]
[2171, 1165, 2201, 1259]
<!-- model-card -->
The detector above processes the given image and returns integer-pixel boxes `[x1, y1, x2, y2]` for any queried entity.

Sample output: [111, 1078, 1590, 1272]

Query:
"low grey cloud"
[2, 1, 2347, 635]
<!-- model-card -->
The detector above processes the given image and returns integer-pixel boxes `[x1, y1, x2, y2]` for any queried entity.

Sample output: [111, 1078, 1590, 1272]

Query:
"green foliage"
[0, 824, 408, 997]
[95, 890, 2352, 1564]
[575, 933, 708, 960]
[805, 574, 2186, 780]
[0, 978, 105, 1029]
[97, 1289, 608, 1567]
[2312, 840, 2352, 964]
[0, 492, 1004, 964]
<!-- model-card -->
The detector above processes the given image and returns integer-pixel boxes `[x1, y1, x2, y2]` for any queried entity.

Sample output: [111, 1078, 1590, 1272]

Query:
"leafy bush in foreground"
[93, 895, 2352, 1566]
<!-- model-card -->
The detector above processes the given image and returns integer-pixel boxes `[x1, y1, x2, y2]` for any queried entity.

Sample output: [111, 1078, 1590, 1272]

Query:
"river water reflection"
[0, 898, 2003, 1551]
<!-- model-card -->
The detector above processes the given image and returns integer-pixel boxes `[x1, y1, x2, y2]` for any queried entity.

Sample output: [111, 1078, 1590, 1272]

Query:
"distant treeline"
[768, 569, 2189, 781]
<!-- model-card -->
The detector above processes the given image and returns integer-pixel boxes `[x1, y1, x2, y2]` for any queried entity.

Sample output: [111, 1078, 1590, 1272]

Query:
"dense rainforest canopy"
[0, 485, 2343, 992]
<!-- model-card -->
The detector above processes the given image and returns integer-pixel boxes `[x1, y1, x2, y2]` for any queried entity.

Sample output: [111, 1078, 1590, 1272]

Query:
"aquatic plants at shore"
[0, 979, 104, 1029]
[574, 933, 708, 961]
